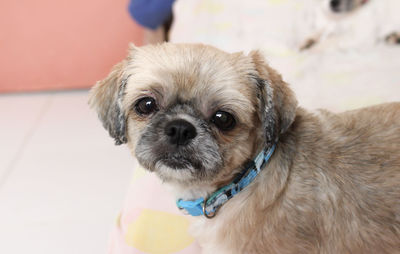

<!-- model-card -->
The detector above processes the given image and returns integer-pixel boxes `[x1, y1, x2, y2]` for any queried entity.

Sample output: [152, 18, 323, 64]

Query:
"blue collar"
[176, 144, 276, 218]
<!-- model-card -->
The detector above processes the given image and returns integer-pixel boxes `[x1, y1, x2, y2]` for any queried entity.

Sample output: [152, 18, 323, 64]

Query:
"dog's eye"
[211, 111, 236, 131]
[135, 97, 158, 116]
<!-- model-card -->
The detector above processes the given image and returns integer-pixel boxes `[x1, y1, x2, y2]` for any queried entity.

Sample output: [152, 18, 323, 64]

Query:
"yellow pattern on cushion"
[343, 96, 384, 111]
[195, 0, 224, 14]
[125, 209, 194, 253]
[132, 165, 148, 182]
[115, 212, 122, 227]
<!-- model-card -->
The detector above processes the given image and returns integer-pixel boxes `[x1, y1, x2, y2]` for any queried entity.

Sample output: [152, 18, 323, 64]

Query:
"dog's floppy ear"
[249, 50, 298, 145]
[89, 46, 136, 145]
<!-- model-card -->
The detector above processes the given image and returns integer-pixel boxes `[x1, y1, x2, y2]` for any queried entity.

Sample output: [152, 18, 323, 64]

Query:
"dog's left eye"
[211, 111, 236, 131]
[135, 97, 159, 116]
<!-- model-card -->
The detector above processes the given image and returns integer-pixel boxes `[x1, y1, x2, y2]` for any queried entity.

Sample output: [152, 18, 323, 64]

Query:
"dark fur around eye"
[211, 111, 236, 131]
[135, 97, 159, 116]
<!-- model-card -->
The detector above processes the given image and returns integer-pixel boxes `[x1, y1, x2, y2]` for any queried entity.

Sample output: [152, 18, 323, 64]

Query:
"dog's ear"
[89, 60, 129, 145]
[89, 45, 137, 145]
[249, 50, 298, 145]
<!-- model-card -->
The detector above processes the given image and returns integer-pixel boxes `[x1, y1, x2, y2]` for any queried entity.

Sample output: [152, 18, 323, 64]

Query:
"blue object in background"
[129, 0, 175, 29]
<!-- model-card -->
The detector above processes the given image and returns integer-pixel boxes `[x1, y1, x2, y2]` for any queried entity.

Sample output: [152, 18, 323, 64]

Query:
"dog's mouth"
[135, 117, 223, 181]
[158, 153, 203, 171]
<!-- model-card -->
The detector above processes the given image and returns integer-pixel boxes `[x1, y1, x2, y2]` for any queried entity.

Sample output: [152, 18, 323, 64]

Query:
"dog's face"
[325, 0, 368, 13]
[90, 44, 297, 187]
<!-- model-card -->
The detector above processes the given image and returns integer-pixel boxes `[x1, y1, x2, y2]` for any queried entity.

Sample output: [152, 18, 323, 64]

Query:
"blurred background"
[1, 0, 399, 253]
[0, 0, 143, 93]
[0, 0, 142, 253]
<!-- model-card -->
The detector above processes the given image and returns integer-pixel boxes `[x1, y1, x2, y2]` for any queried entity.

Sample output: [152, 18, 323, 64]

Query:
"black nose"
[164, 119, 197, 146]
[330, 0, 341, 11]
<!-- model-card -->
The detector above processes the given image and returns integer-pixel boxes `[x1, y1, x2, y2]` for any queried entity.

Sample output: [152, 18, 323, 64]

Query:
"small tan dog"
[90, 43, 400, 253]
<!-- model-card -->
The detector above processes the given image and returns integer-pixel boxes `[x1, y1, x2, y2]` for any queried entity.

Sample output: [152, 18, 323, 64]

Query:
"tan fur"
[194, 103, 400, 254]
[90, 43, 400, 253]
[123, 44, 260, 186]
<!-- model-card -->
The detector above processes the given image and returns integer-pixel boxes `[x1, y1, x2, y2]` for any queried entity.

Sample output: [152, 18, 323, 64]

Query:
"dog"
[301, 0, 400, 50]
[89, 43, 400, 253]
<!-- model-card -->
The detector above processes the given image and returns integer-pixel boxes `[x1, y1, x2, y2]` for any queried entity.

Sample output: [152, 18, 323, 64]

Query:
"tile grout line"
[0, 96, 53, 191]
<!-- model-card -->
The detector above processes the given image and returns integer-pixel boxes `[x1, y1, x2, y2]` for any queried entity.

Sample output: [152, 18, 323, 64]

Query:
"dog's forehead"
[124, 44, 257, 117]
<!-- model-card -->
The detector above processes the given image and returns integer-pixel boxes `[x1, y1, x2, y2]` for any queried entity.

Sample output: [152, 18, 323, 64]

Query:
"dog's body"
[90, 43, 400, 253]
[193, 104, 400, 254]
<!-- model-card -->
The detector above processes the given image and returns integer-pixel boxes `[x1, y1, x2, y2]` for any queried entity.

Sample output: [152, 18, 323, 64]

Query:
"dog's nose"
[330, 0, 341, 11]
[164, 119, 197, 146]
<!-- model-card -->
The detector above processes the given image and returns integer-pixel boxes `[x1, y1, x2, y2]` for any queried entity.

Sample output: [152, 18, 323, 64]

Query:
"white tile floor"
[0, 91, 134, 254]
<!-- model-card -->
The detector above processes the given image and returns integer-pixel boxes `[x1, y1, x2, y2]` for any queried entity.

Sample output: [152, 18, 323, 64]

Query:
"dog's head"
[325, 0, 369, 13]
[89, 43, 297, 187]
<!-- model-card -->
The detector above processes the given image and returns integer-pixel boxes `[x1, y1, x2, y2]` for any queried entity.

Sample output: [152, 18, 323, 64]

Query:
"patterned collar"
[176, 144, 276, 218]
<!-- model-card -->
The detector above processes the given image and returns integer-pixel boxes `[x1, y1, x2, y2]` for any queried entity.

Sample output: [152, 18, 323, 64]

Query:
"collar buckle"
[202, 196, 217, 219]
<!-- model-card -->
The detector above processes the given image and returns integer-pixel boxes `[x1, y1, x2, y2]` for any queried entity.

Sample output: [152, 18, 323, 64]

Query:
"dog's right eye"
[135, 97, 158, 116]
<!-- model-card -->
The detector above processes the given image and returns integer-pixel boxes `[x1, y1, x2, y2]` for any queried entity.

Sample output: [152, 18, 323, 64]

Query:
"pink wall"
[0, 0, 143, 93]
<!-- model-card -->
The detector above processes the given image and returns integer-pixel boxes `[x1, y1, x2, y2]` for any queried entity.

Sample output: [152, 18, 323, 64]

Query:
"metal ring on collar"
[202, 198, 217, 219]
